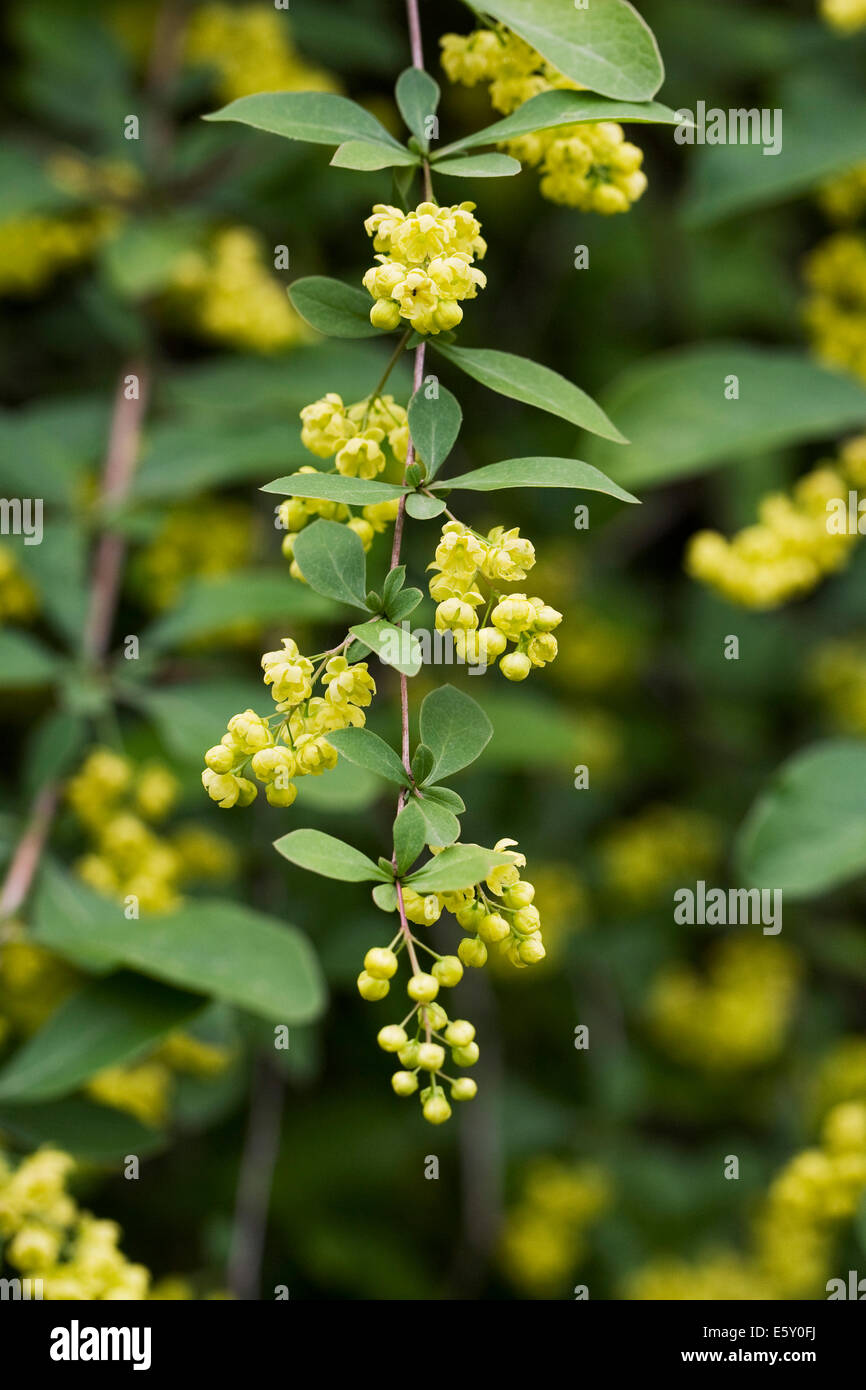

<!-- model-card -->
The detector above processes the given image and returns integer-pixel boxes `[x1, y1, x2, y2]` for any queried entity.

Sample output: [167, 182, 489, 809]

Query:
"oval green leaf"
[434, 343, 626, 443]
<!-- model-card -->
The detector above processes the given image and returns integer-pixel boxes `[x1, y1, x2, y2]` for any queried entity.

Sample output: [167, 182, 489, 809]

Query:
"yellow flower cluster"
[810, 1037, 866, 1121]
[0, 209, 115, 297]
[401, 838, 547, 970]
[440, 28, 647, 213]
[68, 748, 236, 912]
[0, 1147, 153, 1299]
[496, 862, 587, 968]
[819, 0, 866, 33]
[0, 544, 38, 624]
[755, 1100, 866, 1297]
[278, 392, 408, 569]
[51, 748, 235, 1127]
[132, 500, 255, 611]
[625, 1251, 775, 1301]
[427, 520, 561, 680]
[203, 645, 376, 810]
[500, 1159, 610, 1295]
[84, 1060, 173, 1129]
[0, 927, 78, 1038]
[802, 233, 866, 382]
[185, 2, 338, 103]
[600, 803, 721, 906]
[300, 392, 409, 474]
[362, 201, 487, 333]
[686, 458, 857, 609]
[69, 750, 182, 912]
[46, 151, 142, 204]
[817, 163, 866, 223]
[84, 1031, 232, 1129]
[647, 939, 800, 1072]
[809, 637, 866, 733]
[359, 839, 543, 1122]
[167, 228, 308, 353]
[627, 1038, 866, 1300]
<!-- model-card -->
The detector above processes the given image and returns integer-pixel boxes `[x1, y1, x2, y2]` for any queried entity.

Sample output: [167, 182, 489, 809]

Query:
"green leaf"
[420, 685, 493, 783]
[24, 711, 87, 798]
[382, 566, 406, 607]
[414, 792, 461, 848]
[438, 455, 638, 503]
[394, 801, 428, 875]
[144, 570, 334, 650]
[134, 678, 266, 766]
[101, 216, 200, 300]
[331, 139, 418, 171]
[0, 1098, 165, 1163]
[421, 785, 466, 813]
[0, 629, 61, 687]
[133, 419, 308, 501]
[325, 727, 411, 786]
[292, 519, 369, 609]
[33, 868, 325, 1024]
[583, 344, 866, 489]
[434, 343, 625, 443]
[0, 973, 205, 1104]
[16, 519, 88, 643]
[408, 384, 462, 479]
[406, 493, 447, 519]
[478, 0, 663, 102]
[411, 745, 435, 785]
[295, 756, 381, 813]
[262, 471, 407, 505]
[735, 740, 866, 900]
[204, 90, 402, 148]
[396, 67, 441, 149]
[350, 619, 423, 677]
[433, 153, 521, 178]
[387, 587, 423, 622]
[475, 688, 585, 769]
[406, 843, 516, 893]
[373, 882, 398, 912]
[438, 89, 686, 156]
[289, 276, 383, 339]
[274, 828, 388, 882]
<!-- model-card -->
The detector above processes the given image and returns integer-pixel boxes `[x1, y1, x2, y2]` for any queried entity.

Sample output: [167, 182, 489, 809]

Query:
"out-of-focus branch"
[227, 1057, 285, 1300]
[0, 786, 58, 926]
[1, 363, 150, 923]
[82, 363, 150, 663]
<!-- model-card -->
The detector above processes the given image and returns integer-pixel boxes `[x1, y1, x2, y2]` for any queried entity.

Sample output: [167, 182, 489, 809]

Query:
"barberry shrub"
[195, 2, 688, 1122]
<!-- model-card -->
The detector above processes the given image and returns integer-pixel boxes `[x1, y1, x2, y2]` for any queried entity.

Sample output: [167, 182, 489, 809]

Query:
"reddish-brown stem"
[404, 1, 433, 203]
[0, 365, 150, 924]
[390, 342, 427, 568]
[227, 1057, 285, 1300]
[83, 364, 150, 663]
[399, 672, 411, 774]
[395, 881, 422, 975]
[405, 0, 424, 69]
[0, 786, 58, 924]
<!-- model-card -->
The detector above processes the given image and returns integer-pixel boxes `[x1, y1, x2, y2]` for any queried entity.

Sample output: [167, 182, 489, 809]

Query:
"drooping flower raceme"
[359, 839, 546, 1124]
[427, 520, 562, 679]
[202, 642, 376, 810]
